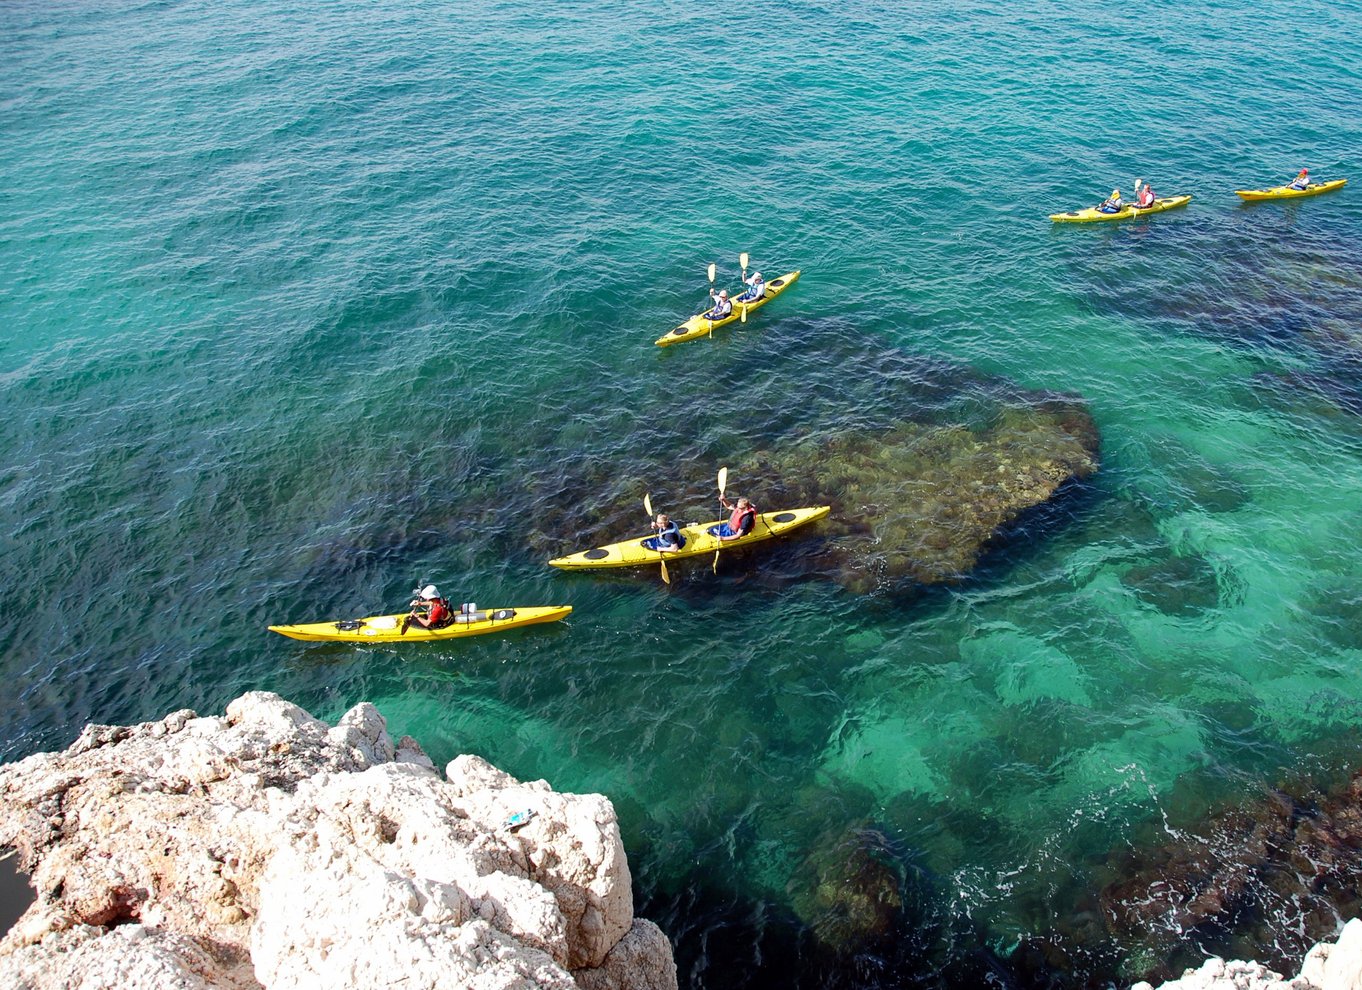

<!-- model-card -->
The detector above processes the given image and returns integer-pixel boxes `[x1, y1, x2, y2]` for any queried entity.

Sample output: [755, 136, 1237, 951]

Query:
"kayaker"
[735, 271, 765, 303]
[711, 495, 758, 542]
[401, 584, 451, 634]
[1289, 168, 1310, 190]
[644, 513, 684, 552]
[1134, 179, 1155, 209]
[704, 288, 732, 321]
[1097, 188, 1124, 214]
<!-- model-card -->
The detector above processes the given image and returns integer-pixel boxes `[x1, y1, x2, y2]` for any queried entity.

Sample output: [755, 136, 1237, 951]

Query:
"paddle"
[643, 492, 670, 585]
[712, 466, 728, 574]
[706, 261, 717, 337]
[739, 252, 749, 323]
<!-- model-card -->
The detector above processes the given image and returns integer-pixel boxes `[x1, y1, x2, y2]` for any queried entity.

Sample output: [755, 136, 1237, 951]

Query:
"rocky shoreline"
[0, 692, 676, 989]
[6, 691, 1362, 990]
[1136, 918, 1362, 990]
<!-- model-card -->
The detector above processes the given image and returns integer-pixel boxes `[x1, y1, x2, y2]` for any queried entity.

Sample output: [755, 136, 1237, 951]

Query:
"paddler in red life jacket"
[704, 288, 732, 321]
[712, 495, 758, 542]
[401, 584, 451, 634]
[1133, 179, 1156, 209]
[1289, 167, 1310, 190]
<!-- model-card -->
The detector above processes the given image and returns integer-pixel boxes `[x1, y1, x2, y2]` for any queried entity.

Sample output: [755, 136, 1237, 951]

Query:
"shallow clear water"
[3, 0, 1362, 985]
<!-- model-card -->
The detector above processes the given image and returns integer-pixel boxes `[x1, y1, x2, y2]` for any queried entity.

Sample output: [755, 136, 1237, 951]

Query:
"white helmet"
[420, 584, 439, 599]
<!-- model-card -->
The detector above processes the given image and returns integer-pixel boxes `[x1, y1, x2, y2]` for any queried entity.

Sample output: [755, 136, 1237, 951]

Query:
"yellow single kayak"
[1235, 178, 1347, 201]
[549, 505, 830, 569]
[268, 605, 572, 643]
[655, 270, 801, 347]
[1049, 195, 1192, 223]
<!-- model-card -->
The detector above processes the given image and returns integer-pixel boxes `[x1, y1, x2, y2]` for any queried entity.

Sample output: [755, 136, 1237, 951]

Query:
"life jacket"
[1138, 188, 1155, 207]
[426, 597, 450, 627]
[729, 503, 756, 536]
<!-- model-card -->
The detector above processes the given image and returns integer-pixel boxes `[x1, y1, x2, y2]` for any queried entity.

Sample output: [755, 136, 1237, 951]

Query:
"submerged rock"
[534, 334, 1101, 591]
[0, 692, 677, 990]
[786, 822, 904, 951]
[1120, 552, 1223, 615]
[1134, 916, 1362, 990]
[1097, 769, 1362, 985]
[741, 399, 1100, 591]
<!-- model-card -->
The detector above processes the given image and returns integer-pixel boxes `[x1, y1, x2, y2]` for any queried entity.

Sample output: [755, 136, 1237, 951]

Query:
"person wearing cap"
[735, 270, 766, 303]
[710, 495, 758, 542]
[401, 584, 451, 634]
[1097, 188, 1124, 214]
[704, 287, 733, 321]
[1289, 168, 1310, 190]
[1133, 179, 1156, 209]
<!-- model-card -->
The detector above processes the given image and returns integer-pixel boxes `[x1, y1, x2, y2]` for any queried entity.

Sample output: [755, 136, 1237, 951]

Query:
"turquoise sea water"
[4, 0, 1362, 985]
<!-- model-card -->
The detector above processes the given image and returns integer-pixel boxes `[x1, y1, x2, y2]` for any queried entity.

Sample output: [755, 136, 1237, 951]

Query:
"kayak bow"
[268, 605, 572, 643]
[549, 505, 830, 569]
[656, 270, 801, 347]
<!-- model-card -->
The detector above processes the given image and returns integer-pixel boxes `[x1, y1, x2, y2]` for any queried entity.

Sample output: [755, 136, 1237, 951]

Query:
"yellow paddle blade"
[740, 252, 749, 270]
[644, 492, 654, 518]
[660, 556, 670, 585]
[707, 262, 716, 283]
[714, 466, 730, 571]
[741, 304, 747, 323]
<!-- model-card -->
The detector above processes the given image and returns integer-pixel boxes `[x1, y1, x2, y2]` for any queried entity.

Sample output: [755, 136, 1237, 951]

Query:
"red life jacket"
[729, 503, 756, 536]
[426, 598, 450, 626]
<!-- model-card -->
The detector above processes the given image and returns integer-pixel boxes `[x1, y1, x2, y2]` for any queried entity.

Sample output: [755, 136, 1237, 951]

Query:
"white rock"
[0, 692, 676, 990]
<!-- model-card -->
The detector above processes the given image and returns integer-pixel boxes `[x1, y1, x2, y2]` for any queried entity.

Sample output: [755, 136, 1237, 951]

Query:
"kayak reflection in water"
[401, 584, 452, 634]
[735, 270, 765, 303]
[1289, 167, 1310, 190]
[710, 496, 758, 542]
[704, 288, 732, 320]
[643, 513, 684, 552]
[1097, 188, 1124, 213]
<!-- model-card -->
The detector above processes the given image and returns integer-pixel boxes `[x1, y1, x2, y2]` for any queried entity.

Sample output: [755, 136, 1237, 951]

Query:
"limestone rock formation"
[1133, 917, 1362, 990]
[0, 692, 676, 990]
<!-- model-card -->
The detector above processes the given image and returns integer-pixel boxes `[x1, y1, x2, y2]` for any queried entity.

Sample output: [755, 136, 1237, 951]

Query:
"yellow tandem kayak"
[268, 605, 572, 643]
[1049, 195, 1192, 223]
[1235, 178, 1347, 201]
[655, 270, 801, 347]
[549, 505, 831, 570]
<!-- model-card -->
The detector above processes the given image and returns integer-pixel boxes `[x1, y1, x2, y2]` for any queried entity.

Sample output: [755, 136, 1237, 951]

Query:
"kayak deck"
[1235, 178, 1347, 201]
[1050, 195, 1192, 223]
[549, 505, 831, 569]
[268, 605, 572, 643]
[655, 270, 801, 347]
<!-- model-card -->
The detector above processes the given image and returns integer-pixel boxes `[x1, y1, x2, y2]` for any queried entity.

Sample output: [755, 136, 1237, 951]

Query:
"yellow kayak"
[549, 505, 830, 569]
[1049, 195, 1192, 223]
[268, 605, 572, 643]
[1235, 178, 1347, 201]
[655, 270, 801, 347]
